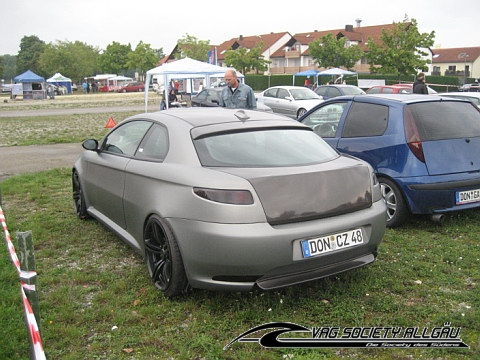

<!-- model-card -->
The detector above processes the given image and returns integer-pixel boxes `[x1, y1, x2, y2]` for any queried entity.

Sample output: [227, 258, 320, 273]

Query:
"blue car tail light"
[403, 107, 426, 163]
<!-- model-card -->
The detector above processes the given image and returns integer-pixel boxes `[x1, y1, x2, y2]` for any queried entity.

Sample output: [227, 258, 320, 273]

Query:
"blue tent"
[14, 70, 45, 83]
[292, 70, 320, 85]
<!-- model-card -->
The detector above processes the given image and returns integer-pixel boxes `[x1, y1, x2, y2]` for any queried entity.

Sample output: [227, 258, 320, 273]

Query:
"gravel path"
[0, 143, 83, 181]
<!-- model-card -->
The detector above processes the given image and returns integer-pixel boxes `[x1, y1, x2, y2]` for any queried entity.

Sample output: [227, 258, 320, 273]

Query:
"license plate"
[301, 228, 364, 258]
[456, 189, 480, 205]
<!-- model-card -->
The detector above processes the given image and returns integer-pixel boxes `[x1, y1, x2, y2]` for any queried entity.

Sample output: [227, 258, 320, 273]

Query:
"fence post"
[16, 230, 42, 359]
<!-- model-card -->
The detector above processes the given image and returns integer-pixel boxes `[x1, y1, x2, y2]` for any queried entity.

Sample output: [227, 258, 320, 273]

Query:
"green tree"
[365, 17, 435, 76]
[224, 44, 270, 74]
[1, 55, 17, 82]
[98, 42, 132, 75]
[126, 41, 162, 81]
[308, 33, 363, 70]
[16, 35, 46, 75]
[177, 34, 210, 62]
[39, 41, 100, 83]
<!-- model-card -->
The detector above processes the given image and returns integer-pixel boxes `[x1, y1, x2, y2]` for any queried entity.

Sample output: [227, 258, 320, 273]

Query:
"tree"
[98, 42, 132, 75]
[39, 41, 100, 83]
[308, 33, 363, 70]
[365, 17, 435, 76]
[126, 41, 161, 81]
[16, 35, 46, 75]
[177, 34, 210, 62]
[224, 44, 270, 74]
[2, 55, 17, 81]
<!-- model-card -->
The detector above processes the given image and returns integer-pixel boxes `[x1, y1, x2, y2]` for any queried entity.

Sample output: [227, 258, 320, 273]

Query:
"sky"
[1, 0, 479, 56]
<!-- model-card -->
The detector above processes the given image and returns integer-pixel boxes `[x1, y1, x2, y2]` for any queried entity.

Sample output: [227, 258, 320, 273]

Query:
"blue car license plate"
[301, 228, 364, 258]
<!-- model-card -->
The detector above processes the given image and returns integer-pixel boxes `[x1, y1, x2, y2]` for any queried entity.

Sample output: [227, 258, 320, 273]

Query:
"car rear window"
[194, 128, 339, 167]
[407, 101, 480, 140]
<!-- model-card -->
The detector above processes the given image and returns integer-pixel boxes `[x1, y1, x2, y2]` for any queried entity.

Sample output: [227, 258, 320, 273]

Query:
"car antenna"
[234, 110, 250, 122]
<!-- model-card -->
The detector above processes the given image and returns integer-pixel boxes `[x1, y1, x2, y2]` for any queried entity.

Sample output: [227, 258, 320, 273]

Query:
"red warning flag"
[105, 117, 117, 128]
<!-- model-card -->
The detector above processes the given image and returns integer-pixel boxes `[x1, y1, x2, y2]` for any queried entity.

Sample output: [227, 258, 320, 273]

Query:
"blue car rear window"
[408, 101, 480, 140]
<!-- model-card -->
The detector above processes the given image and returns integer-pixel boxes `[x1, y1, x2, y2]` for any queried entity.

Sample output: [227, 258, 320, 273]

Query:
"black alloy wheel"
[72, 170, 89, 219]
[144, 215, 189, 297]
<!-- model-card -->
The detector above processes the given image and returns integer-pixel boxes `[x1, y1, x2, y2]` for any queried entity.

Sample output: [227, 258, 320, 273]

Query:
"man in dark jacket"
[413, 72, 428, 94]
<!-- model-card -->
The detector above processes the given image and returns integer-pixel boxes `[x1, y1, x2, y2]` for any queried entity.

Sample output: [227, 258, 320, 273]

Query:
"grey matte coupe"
[72, 107, 386, 297]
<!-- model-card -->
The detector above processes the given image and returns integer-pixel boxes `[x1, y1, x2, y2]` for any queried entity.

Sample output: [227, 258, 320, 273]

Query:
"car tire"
[379, 177, 408, 228]
[144, 215, 189, 297]
[297, 108, 307, 118]
[72, 170, 89, 219]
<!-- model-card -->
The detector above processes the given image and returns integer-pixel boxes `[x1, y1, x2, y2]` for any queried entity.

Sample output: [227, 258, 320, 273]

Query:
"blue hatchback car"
[299, 94, 480, 227]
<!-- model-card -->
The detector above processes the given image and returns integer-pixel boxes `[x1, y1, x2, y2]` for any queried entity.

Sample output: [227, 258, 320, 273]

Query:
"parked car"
[314, 84, 365, 100]
[117, 82, 145, 93]
[72, 107, 386, 297]
[458, 83, 480, 92]
[366, 84, 437, 95]
[299, 94, 480, 227]
[191, 87, 273, 112]
[256, 86, 324, 119]
[437, 92, 480, 107]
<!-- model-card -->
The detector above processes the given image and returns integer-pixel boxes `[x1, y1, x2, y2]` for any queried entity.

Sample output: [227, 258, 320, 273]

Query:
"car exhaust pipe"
[431, 214, 446, 224]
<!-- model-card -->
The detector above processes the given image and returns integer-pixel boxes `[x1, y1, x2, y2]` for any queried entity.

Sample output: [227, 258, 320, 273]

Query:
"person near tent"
[219, 69, 257, 110]
[160, 89, 181, 110]
[304, 76, 311, 88]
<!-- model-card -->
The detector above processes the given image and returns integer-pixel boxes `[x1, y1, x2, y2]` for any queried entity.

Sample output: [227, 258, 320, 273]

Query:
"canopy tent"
[292, 69, 320, 86]
[14, 70, 45, 83]
[47, 72, 73, 93]
[144, 57, 240, 110]
[318, 67, 358, 84]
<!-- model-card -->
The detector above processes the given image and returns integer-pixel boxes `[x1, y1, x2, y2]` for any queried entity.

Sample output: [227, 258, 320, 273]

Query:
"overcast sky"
[1, 0, 478, 56]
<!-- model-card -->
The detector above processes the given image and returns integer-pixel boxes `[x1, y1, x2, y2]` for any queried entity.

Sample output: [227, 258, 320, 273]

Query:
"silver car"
[256, 86, 324, 119]
[72, 108, 386, 297]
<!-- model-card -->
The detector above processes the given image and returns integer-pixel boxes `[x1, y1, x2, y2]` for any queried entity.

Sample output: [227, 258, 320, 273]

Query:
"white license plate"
[456, 189, 480, 205]
[301, 228, 364, 258]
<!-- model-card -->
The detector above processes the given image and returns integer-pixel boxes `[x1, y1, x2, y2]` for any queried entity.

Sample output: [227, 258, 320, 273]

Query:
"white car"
[256, 86, 324, 119]
[437, 92, 480, 107]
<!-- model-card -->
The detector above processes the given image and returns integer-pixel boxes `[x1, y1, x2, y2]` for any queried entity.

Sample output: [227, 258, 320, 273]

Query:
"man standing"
[219, 69, 257, 109]
[413, 72, 428, 94]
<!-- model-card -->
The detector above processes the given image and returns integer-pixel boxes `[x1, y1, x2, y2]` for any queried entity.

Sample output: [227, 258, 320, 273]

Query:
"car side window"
[302, 102, 348, 138]
[342, 102, 388, 138]
[103, 120, 152, 156]
[264, 88, 276, 98]
[277, 88, 289, 99]
[136, 124, 169, 160]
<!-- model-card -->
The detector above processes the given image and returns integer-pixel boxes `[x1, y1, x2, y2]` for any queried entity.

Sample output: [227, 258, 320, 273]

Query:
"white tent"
[47, 72, 73, 93]
[318, 67, 358, 84]
[144, 57, 240, 111]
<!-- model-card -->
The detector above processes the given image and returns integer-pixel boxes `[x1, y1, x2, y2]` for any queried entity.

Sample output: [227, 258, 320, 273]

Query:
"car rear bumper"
[398, 174, 480, 214]
[166, 199, 386, 291]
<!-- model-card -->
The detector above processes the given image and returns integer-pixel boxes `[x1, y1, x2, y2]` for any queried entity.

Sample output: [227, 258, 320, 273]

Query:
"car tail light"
[193, 187, 254, 205]
[403, 107, 425, 163]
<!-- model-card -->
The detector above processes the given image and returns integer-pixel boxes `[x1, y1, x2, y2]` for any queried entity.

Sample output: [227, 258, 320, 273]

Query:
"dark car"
[299, 94, 480, 227]
[72, 107, 386, 297]
[314, 84, 365, 100]
[117, 82, 145, 93]
[191, 87, 273, 112]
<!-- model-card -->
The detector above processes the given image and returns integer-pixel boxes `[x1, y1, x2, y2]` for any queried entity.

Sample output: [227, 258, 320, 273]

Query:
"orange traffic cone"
[105, 117, 117, 128]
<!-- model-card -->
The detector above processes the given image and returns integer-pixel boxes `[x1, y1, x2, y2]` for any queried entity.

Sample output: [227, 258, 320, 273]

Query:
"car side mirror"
[82, 139, 99, 152]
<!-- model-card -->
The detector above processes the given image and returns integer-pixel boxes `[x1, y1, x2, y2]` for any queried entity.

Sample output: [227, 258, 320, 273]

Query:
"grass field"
[0, 93, 478, 359]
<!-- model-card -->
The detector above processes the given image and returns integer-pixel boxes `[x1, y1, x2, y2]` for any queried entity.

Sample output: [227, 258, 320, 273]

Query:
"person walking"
[219, 69, 257, 109]
[413, 72, 428, 94]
